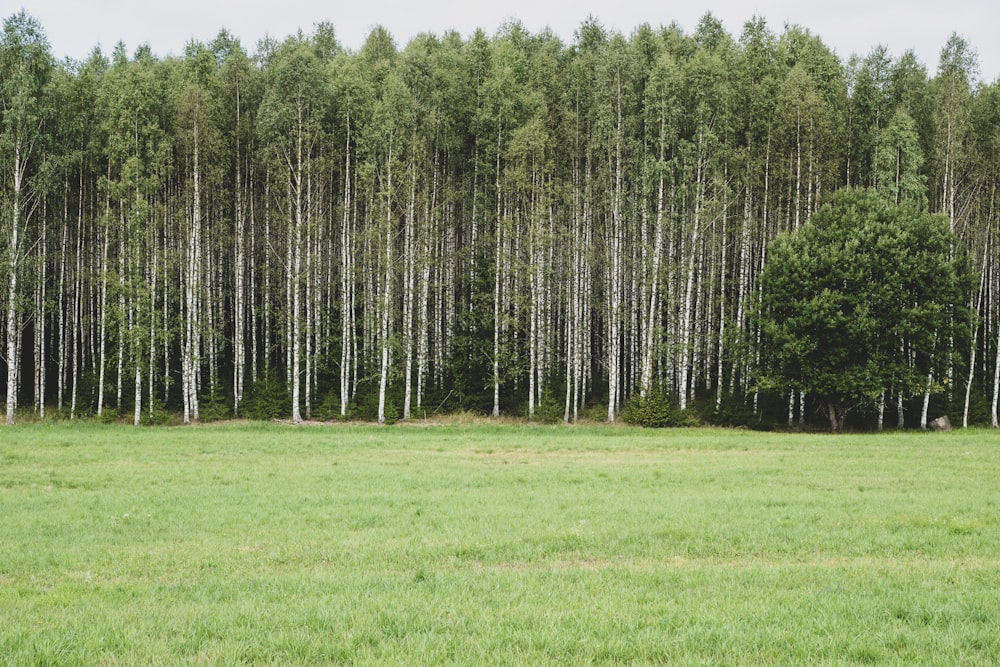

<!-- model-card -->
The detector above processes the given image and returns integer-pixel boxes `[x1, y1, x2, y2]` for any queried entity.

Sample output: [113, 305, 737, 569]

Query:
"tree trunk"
[233, 83, 246, 416]
[492, 131, 502, 419]
[403, 162, 417, 420]
[340, 110, 353, 417]
[607, 74, 624, 422]
[640, 121, 666, 397]
[5, 149, 24, 425]
[679, 131, 705, 412]
[377, 135, 394, 425]
[289, 108, 305, 424]
[97, 217, 110, 419]
[827, 401, 846, 433]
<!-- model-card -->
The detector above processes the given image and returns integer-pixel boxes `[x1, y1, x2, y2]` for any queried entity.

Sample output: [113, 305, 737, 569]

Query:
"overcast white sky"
[13, 0, 1000, 82]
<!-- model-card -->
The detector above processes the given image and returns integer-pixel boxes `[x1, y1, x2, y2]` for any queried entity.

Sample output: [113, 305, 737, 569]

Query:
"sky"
[12, 0, 1000, 83]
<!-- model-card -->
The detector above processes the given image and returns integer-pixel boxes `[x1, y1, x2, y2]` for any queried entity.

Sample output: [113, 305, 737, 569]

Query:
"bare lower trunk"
[133, 366, 142, 426]
[921, 373, 932, 429]
[6, 149, 26, 424]
[827, 401, 845, 433]
[5, 239, 18, 425]
[878, 392, 885, 431]
[97, 228, 109, 419]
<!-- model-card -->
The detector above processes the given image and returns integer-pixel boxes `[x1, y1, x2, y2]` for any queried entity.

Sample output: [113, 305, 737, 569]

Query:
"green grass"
[1, 423, 999, 665]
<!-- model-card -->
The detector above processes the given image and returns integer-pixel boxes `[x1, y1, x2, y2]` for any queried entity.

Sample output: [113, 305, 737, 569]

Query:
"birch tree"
[1, 12, 52, 425]
[258, 36, 326, 423]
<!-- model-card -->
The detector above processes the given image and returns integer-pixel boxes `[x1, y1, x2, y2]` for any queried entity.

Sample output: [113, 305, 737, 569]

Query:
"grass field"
[1, 422, 999, 665]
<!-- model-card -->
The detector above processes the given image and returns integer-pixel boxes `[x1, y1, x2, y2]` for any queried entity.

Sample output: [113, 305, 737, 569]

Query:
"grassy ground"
[1, 422, 998, 665]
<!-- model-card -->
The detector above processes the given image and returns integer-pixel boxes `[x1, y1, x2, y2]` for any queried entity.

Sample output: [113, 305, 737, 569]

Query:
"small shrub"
[242, 373, 289, 421]
[140, 400, 173, 426]
[383, 400, 400, 425]
[312, 390, 344, 421]
[580, 403, 608, 422]
[199, 397, 231, 422]
[196, 382, 232, 422]
[531, 395, 564, 424]
[621, 391, 695, 428]
[98, 407, 120, 424]
[708, 398, 758, 428]
[349, 379, 402, 424]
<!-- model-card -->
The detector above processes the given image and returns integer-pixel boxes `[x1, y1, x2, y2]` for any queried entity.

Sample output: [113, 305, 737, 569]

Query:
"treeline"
[1, 11, 998, 427]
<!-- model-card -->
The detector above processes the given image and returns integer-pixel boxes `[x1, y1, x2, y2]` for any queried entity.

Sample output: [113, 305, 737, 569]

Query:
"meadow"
[1, 422, 998, 665]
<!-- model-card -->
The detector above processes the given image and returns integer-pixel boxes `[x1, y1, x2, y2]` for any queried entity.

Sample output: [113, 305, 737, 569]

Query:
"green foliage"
[241, 372, 289, 421]
[708, 397, 761, 428]
[348, 379, 400, 424]
[140, 399, 173, 426]
[962, 386, 992, 427]
[198, 396, 231, 422]
[753, 188, 974, 431]
[874, 108, 926, 206]
[311, 389, 344, 421]
[621, 390, 695, 427]
[580, 403, 609, 423]
[381, 401, 400, 425]
[194, 382, 232, 422]
[529, 394, 564, 424]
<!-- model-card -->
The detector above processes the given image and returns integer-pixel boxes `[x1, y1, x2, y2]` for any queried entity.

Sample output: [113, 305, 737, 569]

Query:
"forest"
[1, 10, 998, 428]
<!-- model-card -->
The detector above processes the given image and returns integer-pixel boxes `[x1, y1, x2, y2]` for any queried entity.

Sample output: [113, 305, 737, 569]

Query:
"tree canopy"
[755, 188, 973, 431]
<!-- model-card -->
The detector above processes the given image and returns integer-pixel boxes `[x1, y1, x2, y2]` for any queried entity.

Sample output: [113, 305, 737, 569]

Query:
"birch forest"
[2, 10, 998, 427]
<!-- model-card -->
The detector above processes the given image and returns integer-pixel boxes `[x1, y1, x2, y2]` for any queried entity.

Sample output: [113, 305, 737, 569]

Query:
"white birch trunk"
[377, 136, 394, 425]
[34, 214, 47, 417]
[641, 130, 666, 397]
[878, 392, 885, 431]
[290, 109, 304, 425]
[97, 222, 110, 419]
[184, 113, 202, 424]
[130, 292, 140, 426]
[416, 196, 431, 412]
[992, 319, 1000, 427]
[716, 191, 727, 411]
[233, 84, 246, 416]
[340, 111, 353, 417]
[922, 373, 933, 429]
[70, 181, 83, 419]
[492, 135, 502, 419]
[116, 215, 125, 411]
[57, 194, 68, 411]
[607, 76, 624, 422]
[250, 169, 259, 384]
[679, 131, 704, 412]
[403, 164, 417, 420]
[148, 236, 158, 419]
[5, 146, 24, 425]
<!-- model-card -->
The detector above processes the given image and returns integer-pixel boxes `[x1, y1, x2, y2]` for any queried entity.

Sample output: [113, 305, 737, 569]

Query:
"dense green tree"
[754, 188, 972, 431]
